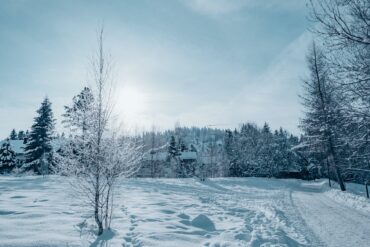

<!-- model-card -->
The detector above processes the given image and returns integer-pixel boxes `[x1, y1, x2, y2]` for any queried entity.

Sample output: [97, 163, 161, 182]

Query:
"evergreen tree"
[61, 87, 95, 173]
[24, 97, 55, 175]
[23, 130, 30, 144]
[238, 124, 259, 176]
[300, 43, 346, 191]
[9, 129, 17, 140]
[258, 122, 275, 177]
[17, 130, 25, 140]
[273, 128, 290, 173]
[225, 129, 241, 177]
[190, 144, 197, 152]
[62, 87, 94, 135]
[0, 139, 16, 173]
[179, 139, 188, 152]
[23, 133, 28, 143]
[168, 135, 179, 157]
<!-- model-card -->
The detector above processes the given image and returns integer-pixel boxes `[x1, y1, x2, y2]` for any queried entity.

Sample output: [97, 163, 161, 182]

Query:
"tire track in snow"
[197, 180, 322, 246]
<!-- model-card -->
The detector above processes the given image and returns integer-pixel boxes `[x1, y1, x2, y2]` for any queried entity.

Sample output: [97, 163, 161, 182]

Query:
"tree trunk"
[104, 185, 111, 229]
[327, 154, 346, 191]
[326, 159, 331, 187]
[95, 176, 103, 235]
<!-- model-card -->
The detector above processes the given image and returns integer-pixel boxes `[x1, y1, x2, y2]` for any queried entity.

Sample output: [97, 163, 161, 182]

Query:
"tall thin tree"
[300, 42, 346, 191]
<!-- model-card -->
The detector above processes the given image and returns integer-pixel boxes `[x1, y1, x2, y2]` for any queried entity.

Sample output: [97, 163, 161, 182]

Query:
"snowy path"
[117, 178, 320, 247]
[0, 176, 369, 246]
[293, 185, 370, 247]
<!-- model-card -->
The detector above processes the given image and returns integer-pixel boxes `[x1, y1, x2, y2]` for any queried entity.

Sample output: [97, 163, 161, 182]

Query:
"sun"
[116, 86, 147, 122]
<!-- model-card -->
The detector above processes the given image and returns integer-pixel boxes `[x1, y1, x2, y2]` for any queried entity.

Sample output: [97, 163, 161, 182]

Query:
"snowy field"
[0, 176, 370, 247]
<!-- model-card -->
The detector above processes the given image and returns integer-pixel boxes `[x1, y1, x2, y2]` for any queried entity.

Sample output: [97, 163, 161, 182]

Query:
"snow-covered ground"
[0, 176, 369, 247]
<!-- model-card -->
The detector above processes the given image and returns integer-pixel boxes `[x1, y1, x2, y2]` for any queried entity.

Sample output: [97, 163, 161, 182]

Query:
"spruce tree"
[259, 122, 274, 177]
[17, 130, 25, 140]
[9, 129, 17, 140]
[62, 87, 94, 135]
[24, 97, 55, 175]
[225, 129, 240, 177]
[179, 139, 188, 152]
[0, 139, 16, 173]
[168, 135, 178, 157]
[24, 130, 29, 144]
[273, 128, 290, 173]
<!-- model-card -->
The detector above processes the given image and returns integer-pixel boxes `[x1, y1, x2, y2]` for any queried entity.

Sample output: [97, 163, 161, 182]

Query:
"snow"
[0, 139, 64, 154]
[180, 151, 197, 160]
[0, 176, 369, 246]
[0, 140, 25, 154]
[294, 181, 370, 247]
[191, 214, 216, 231]
[143, 151, 168, 161]
[142, 151, 197, 161]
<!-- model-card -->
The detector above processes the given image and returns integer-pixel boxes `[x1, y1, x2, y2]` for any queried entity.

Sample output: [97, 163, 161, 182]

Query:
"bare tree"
[309, 0, 370, 182]
[58, 28, 142, 235]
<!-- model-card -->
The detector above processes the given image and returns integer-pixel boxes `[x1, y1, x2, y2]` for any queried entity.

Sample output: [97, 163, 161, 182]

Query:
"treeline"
[137, 122, 303, 179]
[224, 123, 301, 178]
[140, 126, 225, 152]
[1, 96, 303, 179]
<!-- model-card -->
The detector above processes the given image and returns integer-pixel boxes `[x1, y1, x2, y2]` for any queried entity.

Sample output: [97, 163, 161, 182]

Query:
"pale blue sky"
[0, 0, 311, 137]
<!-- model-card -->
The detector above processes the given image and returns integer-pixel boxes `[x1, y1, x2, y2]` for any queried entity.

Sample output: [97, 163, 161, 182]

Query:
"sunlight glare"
[116, 86, 147, 123]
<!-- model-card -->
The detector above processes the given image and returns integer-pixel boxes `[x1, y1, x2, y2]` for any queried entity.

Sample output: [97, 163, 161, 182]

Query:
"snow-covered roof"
[0, 140, 25, 154]
[143, 151, 197, 161]
[180, 151, 197, 160]
[0, 138, 64, 154]
[143, 152, 168, 161]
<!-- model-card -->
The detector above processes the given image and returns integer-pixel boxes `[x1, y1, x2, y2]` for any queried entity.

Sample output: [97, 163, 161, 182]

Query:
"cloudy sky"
[0, 0, 312, 138]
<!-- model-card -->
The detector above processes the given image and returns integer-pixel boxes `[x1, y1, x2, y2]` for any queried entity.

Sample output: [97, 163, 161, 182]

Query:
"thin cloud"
[181, 0, 306, 16]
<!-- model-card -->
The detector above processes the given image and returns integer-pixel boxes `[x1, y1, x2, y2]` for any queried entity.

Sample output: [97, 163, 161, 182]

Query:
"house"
[0, 138, 64, 167]
[179, 151, 197, 162]
[138, 150, 198, 178]
[0, 140, 27, 166]
[275, 164, 307, 179]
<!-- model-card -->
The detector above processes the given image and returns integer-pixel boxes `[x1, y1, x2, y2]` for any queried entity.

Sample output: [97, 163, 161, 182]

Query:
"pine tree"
[24, 97, 55, 175]
[258, 122, 275, 177]
[0, 139, 16, 173]
[273, 128, 290, 173]
[168, 135, 178, 157]
[300, 43, 346, 191]
[190, 144, 197, 152]
[225, 129, 241, 177]
[9, 129, 17, 140]
[168, 135, 183, 177]
[239, 123, 259, 176]
[23, 130, 29, 144]
[23, 130, 30, 144]
[179, 139, 188, 152]
[17, 130, 25, 140]
[62, 87, 94, 135]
